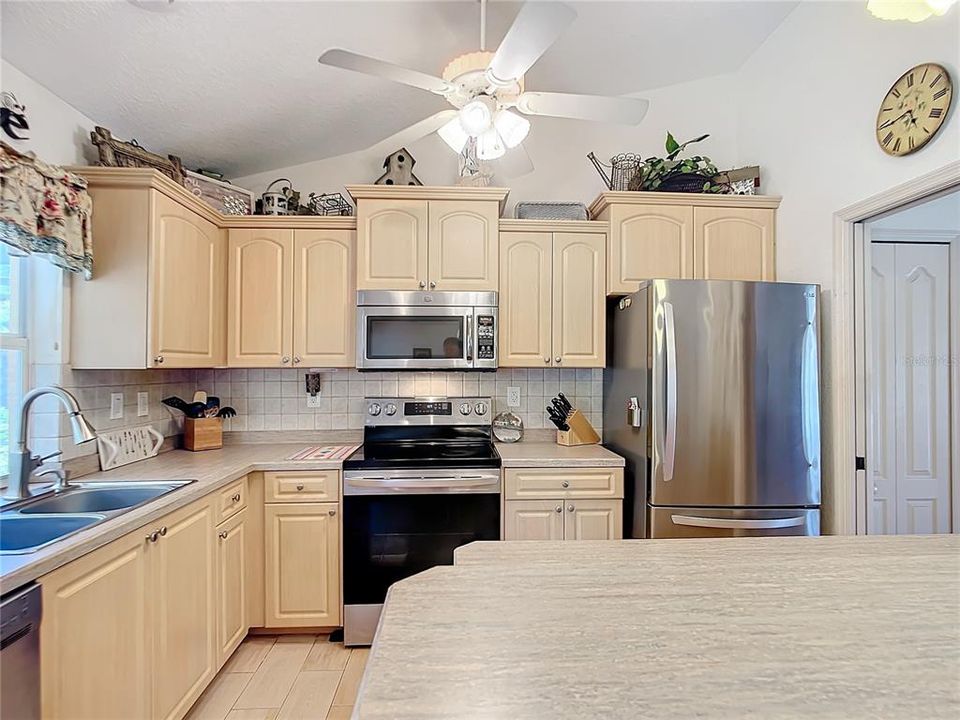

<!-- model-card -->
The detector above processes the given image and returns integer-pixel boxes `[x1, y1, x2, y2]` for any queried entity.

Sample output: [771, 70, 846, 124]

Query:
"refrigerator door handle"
[663, 301, 677, 482]
[670, 514, 807, 530]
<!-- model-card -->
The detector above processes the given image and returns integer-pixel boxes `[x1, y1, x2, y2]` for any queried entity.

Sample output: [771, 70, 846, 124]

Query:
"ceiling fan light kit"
[476, 127, 506, 160]
[438, 116, 470, 153]
[867, 0, 957, 22]
[494, 110, 530, 148]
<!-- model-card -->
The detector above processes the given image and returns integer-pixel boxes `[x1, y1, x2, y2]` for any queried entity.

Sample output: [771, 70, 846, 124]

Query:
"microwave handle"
[466, 314, 474, 362]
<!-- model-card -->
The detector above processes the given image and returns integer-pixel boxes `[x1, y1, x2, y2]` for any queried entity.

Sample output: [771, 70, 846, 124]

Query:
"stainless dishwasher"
[1, 583, 41, 719]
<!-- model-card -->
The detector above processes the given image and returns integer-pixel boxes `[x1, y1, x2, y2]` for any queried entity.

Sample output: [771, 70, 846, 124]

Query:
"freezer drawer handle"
[670, 514, 806, 530]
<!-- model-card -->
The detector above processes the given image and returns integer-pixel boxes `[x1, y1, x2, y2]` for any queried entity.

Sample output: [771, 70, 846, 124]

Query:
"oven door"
[357, 305, 475, 370]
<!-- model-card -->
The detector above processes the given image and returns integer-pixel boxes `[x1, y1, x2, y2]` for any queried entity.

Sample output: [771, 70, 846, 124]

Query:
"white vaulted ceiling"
[1, 1, 797, 177]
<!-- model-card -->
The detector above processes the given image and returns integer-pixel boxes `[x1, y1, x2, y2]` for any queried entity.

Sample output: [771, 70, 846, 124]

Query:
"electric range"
[342, 397, 501, 646]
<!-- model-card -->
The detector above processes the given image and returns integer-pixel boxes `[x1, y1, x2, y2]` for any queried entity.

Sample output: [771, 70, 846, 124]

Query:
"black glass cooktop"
[343, 426, 500, 471]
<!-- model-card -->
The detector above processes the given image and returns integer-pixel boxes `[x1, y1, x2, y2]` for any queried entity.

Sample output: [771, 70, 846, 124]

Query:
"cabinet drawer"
[504, 467, 624, 500]
[217, 478, 247, 523]
[264, 471, 339, 503]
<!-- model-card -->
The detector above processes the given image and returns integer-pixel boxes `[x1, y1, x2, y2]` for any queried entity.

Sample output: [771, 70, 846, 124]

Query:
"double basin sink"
[0, 481, 194, 554]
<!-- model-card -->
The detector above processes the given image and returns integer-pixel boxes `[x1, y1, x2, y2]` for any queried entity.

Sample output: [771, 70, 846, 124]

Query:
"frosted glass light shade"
[493, 110, 530, 148]
[476, 128, 505, 160]
[438, 116, 469, 153]
[459, 99, 493, 135]
[867, 0, 956, 21]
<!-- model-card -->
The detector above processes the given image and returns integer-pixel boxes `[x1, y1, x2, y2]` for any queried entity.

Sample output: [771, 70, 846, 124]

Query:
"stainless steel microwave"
[356, 290, 498, 370]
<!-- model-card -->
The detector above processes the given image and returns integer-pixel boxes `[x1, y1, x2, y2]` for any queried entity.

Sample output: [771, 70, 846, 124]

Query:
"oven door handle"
[345, 476, 499, 491]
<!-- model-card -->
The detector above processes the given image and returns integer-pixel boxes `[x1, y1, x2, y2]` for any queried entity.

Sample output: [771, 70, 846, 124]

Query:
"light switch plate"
[110, 393, 124, 420]
[506, 386, 521, 407]
[137, 392, 149, 417]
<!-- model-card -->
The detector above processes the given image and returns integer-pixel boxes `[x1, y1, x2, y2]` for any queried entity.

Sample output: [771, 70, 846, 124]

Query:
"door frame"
[830, 159, 959, 535]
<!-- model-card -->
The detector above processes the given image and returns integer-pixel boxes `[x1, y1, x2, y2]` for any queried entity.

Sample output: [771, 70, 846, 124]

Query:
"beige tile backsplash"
[28, 366, 603, 460]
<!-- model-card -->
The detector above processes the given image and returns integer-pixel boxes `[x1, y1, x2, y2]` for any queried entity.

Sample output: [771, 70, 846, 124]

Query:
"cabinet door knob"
[293, 356, 301, 364]
[561, 480, 569, 488]
[429, 281, 436, 289]
[555, 357, 562, 364]
[232, 493, 241, 502]
[154, 355, 164, 364]
[158, 526, 167, 536]
[218, 531, 228, 540]
[567, 505, 575, 512]
[145, 530, 159, 543]
[328, 509, 337, 516]
[555, 506, 563, 513]
[419, 281, 426, 289]
[282, 356, 290, 364]
[544, 357, 550, 364]
[296, 484, 304, 491]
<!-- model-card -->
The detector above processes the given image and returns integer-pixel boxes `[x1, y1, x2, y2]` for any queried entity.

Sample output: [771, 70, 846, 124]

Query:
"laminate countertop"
[356, 535, 960, 719]
[495, 442, 624, 467]
[0, 443, 345, 593]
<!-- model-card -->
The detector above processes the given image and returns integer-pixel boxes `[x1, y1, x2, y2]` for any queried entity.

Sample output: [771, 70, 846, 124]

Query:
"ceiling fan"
[318, 1, 649, 174]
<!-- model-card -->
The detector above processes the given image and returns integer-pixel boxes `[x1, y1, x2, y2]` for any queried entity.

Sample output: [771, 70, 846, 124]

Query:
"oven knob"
[384, 403, 397, 416]
[459, 402, 472, 416]
[474, 402, 488, 416]
[368, 402, 382, 416]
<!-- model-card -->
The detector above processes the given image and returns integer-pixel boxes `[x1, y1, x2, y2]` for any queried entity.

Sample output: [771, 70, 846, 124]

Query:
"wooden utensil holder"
[184, 417, 222, 451]
[556, 410, 601, 446]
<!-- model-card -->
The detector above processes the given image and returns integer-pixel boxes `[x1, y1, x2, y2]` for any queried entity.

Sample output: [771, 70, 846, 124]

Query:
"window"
[1, 243, 28, 477]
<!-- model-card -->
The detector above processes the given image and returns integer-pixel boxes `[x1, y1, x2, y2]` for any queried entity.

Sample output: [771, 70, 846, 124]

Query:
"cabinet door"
[564, 499, 623, 540]
[357, 199, 428, 290]
[149, 191, 226, 367]
[693, 207, 775, 281]
[216, 509, 248, 668]
[40, 531, 152, 720]
[499, 232, 553, 367]
[552, 232, 606, 367]
[503, 500, 564, 540]
[294, 230, 356, 367]
[264, 503, 340, 627]
[608, 204, 693, 292]
[428, 200, 499, 290]
[227, 229, 294, 366]
[151, 499, 217, 720]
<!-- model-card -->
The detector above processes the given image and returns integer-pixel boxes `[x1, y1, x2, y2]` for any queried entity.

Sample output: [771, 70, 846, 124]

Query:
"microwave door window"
[367, 317, 465, 360]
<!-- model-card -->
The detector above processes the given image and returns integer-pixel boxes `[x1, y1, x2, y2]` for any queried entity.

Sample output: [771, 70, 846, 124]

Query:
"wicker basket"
[515, 202, 588, 220]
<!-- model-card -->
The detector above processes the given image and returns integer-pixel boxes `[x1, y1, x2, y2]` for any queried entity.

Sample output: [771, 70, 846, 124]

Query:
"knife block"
[184, 417, 222, 451]
[556, 410, 601, 446]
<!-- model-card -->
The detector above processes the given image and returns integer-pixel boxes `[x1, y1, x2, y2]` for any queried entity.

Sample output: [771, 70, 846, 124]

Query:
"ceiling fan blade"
[493, 143, 534, 179]
[516, 91, 649, 125]
[319, 48, 453, 95]
[365, 110, 459, 156]
[487, 2, 577, 84]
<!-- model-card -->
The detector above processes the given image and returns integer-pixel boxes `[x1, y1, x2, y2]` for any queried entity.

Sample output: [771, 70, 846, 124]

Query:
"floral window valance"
[0, 142, 93, 279]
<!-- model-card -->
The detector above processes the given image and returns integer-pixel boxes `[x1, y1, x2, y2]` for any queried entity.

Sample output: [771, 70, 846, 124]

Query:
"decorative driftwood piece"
[90, 126, 185, 184]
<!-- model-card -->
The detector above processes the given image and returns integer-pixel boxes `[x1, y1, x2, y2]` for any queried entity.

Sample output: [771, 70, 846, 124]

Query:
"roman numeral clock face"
[877, 63, 953, 156]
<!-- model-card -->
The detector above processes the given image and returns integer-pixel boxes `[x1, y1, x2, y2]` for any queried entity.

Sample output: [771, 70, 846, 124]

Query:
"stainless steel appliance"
[603, 279, 821, 538]
[1, 583, 41, 719]
[342, 397, 501, 646]
[356, 291, 498, 370]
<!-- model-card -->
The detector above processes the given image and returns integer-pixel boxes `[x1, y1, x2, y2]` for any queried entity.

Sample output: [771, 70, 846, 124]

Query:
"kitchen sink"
[19, 482, 191, 515]
[0, 514, 105, 553]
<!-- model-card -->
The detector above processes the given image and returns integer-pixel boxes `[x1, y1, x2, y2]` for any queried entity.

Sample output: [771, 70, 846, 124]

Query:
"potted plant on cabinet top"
[629, 132, 723, 193]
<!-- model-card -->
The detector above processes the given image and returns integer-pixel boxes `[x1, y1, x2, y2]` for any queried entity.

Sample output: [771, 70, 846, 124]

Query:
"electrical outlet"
[507, 386, 521, 407]
[307, 394, 321, 408]
[137, 392, 149, 417]
[110, 393, 124, 420]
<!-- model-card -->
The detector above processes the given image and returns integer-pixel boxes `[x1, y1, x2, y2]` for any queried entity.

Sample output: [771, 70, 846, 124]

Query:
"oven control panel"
[364, 397, 492, 425]
[476, 315, 495, 361]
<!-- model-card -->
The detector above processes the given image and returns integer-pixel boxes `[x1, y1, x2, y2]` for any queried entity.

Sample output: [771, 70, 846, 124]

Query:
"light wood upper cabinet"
[552, 232, 605, 367]
[498, 225, 606, 368]
[227, 229, 294, 366]
[606, 203, 694, 292]
[499, 231, 552, 367]
[693, 206, 775, 281]
[357, 199, 428, 290]
[428, 200, 499, 290]
[40, 528, 152, 720]
[503, 499, 564, 541]
[564, 499, 623, 540]
[150, 192, 226, 367]
[294, 230, 356, 366]
[264, 502, 340, 628]
[216, 509, 248, 667]
[151, 499, 217, 720]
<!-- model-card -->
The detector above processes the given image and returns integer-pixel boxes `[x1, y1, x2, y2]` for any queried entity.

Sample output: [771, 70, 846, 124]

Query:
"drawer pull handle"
[296, 484, 304, 491]
[218, 531, 228, 540]
[328, 509, 337, 516]
[561, 480, 569, 488]
[232, 493, 241, 502]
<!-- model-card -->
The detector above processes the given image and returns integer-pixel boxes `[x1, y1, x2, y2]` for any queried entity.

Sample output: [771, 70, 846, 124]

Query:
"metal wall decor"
[260, 177, 296, 215]
[1, 92, 29, 141]
[89, 126, 185, 183]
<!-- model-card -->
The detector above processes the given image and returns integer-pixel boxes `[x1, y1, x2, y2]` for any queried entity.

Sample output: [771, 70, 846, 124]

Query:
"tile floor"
[186, 634, 368, 720]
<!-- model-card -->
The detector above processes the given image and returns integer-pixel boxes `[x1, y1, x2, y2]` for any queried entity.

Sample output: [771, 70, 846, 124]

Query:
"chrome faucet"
[3, 386, 97, 501]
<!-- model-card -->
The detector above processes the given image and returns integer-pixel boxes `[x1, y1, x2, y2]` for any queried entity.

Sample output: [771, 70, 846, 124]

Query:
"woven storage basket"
[515, 202, 588, 220]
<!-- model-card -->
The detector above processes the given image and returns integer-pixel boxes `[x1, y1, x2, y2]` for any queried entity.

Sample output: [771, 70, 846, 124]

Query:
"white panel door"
[894, 243, 951, 534]
[870, 243, 952, 535]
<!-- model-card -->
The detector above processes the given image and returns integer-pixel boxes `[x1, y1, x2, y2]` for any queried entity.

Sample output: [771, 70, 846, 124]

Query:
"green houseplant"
[629, 132, 723, 193]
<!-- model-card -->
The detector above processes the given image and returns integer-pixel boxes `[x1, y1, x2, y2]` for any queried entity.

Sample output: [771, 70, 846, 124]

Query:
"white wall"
[232, 74, 741, 215]
[1, 59, 97, 166]
[870, 188, 960, 231]
[736, 2, 959, 289]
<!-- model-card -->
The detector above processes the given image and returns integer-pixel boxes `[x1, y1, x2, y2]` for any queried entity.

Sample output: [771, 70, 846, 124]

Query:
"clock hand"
[878, 110, 911, 131]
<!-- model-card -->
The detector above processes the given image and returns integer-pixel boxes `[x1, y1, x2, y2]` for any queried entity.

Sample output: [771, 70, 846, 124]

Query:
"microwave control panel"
[476, 315, 495, 360]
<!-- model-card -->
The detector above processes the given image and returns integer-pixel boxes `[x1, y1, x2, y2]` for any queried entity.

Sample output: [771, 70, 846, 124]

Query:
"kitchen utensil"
[556, 410, 600, 447]
[185, 402, 208, 419]
[204, 396, 220, 418]
[546, 406, 568, 431]
[161, 396, 191, 414]
[551, 397, 569, 419]
[192, 391, 207, 404]
[557, 392, 573, 413]
[216, 407, 237, 418]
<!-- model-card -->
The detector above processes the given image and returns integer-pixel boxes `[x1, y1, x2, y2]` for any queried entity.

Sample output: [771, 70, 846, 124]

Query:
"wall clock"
[876, 63, 953, 156]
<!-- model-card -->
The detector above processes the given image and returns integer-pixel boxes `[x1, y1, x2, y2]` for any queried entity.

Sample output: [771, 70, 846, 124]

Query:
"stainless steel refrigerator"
[603, 279, 821, 538]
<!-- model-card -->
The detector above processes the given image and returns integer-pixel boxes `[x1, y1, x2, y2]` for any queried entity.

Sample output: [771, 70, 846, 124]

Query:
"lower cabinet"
[264, 502, 340, 628]
[40, 495, 216, 720]
[216, 508, 248, 666]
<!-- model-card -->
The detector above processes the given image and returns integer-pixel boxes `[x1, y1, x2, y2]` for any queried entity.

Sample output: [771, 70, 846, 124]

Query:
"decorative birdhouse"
[375, 148, 422, 186]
